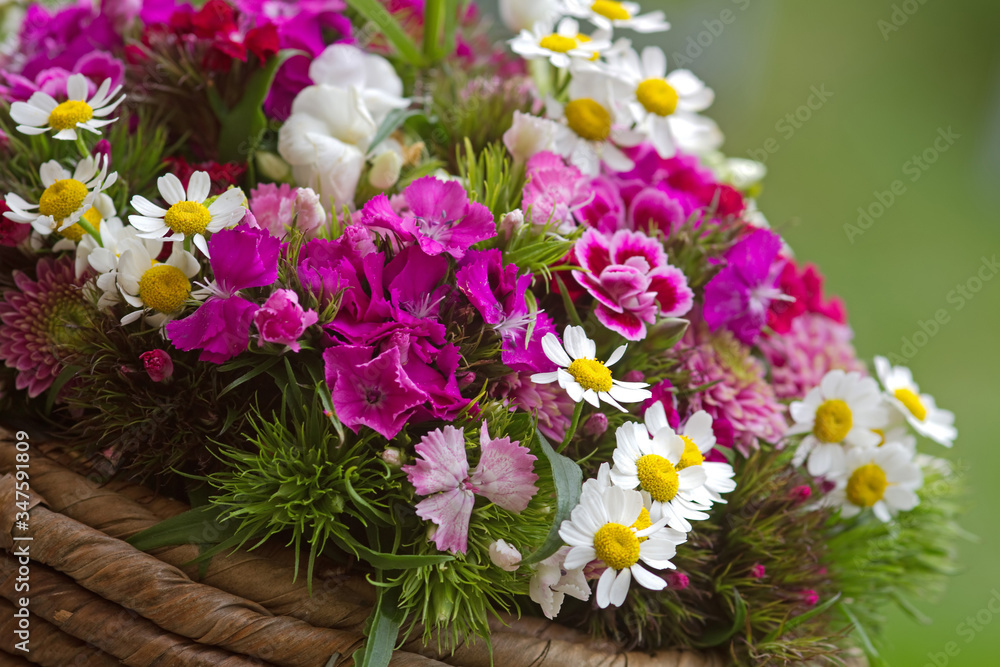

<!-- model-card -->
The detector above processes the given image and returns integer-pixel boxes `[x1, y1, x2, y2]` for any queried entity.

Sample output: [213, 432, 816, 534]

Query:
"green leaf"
[641, 318, 689, 354]
[329, 538, 454, 570]
[762, 592, 841, 643]
[217, 355, 282, 398]
[45, 365, 80, 413]
[345, 0, 424, 65]
[691, 588, 748, 648]
[838, 601, 885, 666]
[369, 108, 421, 154]
[353, 585, 405, 667]
[216, 49, 303, 163]
[126, 506, 233, 551]
[520, 431, 583, 566]
[552, 273, 583, 328]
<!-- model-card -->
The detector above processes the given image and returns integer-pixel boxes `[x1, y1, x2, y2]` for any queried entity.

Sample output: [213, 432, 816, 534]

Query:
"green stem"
[76, 218, 103, 248]
[560, 401, 584, 452]
[423, 0, 444, 60]
[74, 134, 90, 160]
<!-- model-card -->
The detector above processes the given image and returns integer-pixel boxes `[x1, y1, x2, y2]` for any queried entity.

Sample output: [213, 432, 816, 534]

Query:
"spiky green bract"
[659, 211, 745, 296]
[392, 407, 556, 651]
[827, 456, 967, 666]
[206, 385, 404, 586]
[416, 68, 536, 172]
[457, 140, 525, 224]
[560, 446, 841, 665]
[58, 312, 273, 486]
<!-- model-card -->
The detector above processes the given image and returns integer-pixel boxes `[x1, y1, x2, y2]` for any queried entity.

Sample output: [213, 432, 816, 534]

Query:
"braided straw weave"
[0, 429, 724, 667]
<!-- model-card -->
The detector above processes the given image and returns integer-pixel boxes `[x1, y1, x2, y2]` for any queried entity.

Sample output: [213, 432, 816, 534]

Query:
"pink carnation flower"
[758, 313, 865, 401]
[254, 289, 319, 352]
[403, 422, 539, 554]
[681, 329, 787, 456]
[248, 183, 326, 239]
[572, 228, 693, 341]
[522, 151, 589, 233]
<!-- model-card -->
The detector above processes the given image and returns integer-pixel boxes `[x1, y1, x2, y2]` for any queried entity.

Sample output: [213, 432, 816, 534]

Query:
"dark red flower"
[246, 23, 279, 63]
[191, 0, 238, 38]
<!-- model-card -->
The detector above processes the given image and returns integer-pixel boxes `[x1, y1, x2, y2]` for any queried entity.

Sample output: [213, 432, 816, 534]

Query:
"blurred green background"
[635, 0, 1000, 664]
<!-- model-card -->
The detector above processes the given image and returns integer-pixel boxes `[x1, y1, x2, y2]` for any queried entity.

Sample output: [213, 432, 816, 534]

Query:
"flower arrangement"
[0, 0, 964, 665]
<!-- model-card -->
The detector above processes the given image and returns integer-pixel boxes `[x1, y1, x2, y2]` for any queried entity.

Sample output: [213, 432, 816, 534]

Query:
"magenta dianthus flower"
[254, 289, 319, 352]
[358, 177, 495, 259]
[702, 228, 785, 346]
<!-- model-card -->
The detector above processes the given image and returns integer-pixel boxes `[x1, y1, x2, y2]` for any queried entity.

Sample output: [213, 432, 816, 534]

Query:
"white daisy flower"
[824, 443, 922, 523]
[604, 46, 722, 158]
[546, 68, 646, 175]
[874, 356, 956, 447]
[530, 324, 652, 411]
[562, 0, 669, 33]
[10, 74, 124, 140]
[128, 171, 245, 257]
[609, 420, 713, 532]
[74, 194, 122, 275]
[510, 18, 612, 69]
[4, 155, 117, 240]
[116, 239, 201, 327]
[81, 217, 163, 312]
[559, 481, 685, 608]
[789, 370, 889, 478]
[646, 404, 736, 507]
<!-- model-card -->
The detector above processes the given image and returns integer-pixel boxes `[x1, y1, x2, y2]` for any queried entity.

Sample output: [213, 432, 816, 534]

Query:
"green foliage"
[457, 140, 526, 223]
[827, 457, 968, 666]
[59, 310, 270, 485]
[205, 385, 405, 585]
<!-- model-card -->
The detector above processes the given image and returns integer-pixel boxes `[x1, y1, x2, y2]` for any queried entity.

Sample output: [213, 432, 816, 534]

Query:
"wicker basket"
[0, 429, 725, 667]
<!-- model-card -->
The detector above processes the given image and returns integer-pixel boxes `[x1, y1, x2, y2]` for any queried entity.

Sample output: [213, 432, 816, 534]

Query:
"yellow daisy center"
[636, 454, 680, 502]
[48, 100, 94, 131]
[566, 357, 613, 393]
[593, 522, 641, 570]
[539, 33, 579, 53]
[813, 399, 853, 443]
[564, 98, 612, 141]
[591, 0, 631, 20]
[38, 179, 88, 222]
[872, 428, 886, 446]
[58, 206, 102, 242]
[636, 78, 679, 117]
[894, 388, 927, 421]
[164, 201, 212, 236]
[630, 506, 652, 543]
[845, 463, 888, 508]
[676, 435, 705, 470]
[138, 264, 191, 313]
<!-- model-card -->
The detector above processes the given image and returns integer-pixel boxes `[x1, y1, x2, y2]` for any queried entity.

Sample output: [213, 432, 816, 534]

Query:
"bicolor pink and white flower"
[572, 228, 693, 341]
[403, 422, 539, 554]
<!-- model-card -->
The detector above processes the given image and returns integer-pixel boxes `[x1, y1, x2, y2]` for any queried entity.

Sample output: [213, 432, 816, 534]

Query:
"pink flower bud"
[790, 485, 812, 503]
[750, 563, 766, 579]
[667, 572, 689, 589]
[293, 188, 326, 236]
[381, 447, 404, 467]
[800, 589, 819, 607]
[583, 412, 607, 437]
[253, 289, 319, 352]
[140, 350, 174, 382]
[622, 370, 645, 383]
